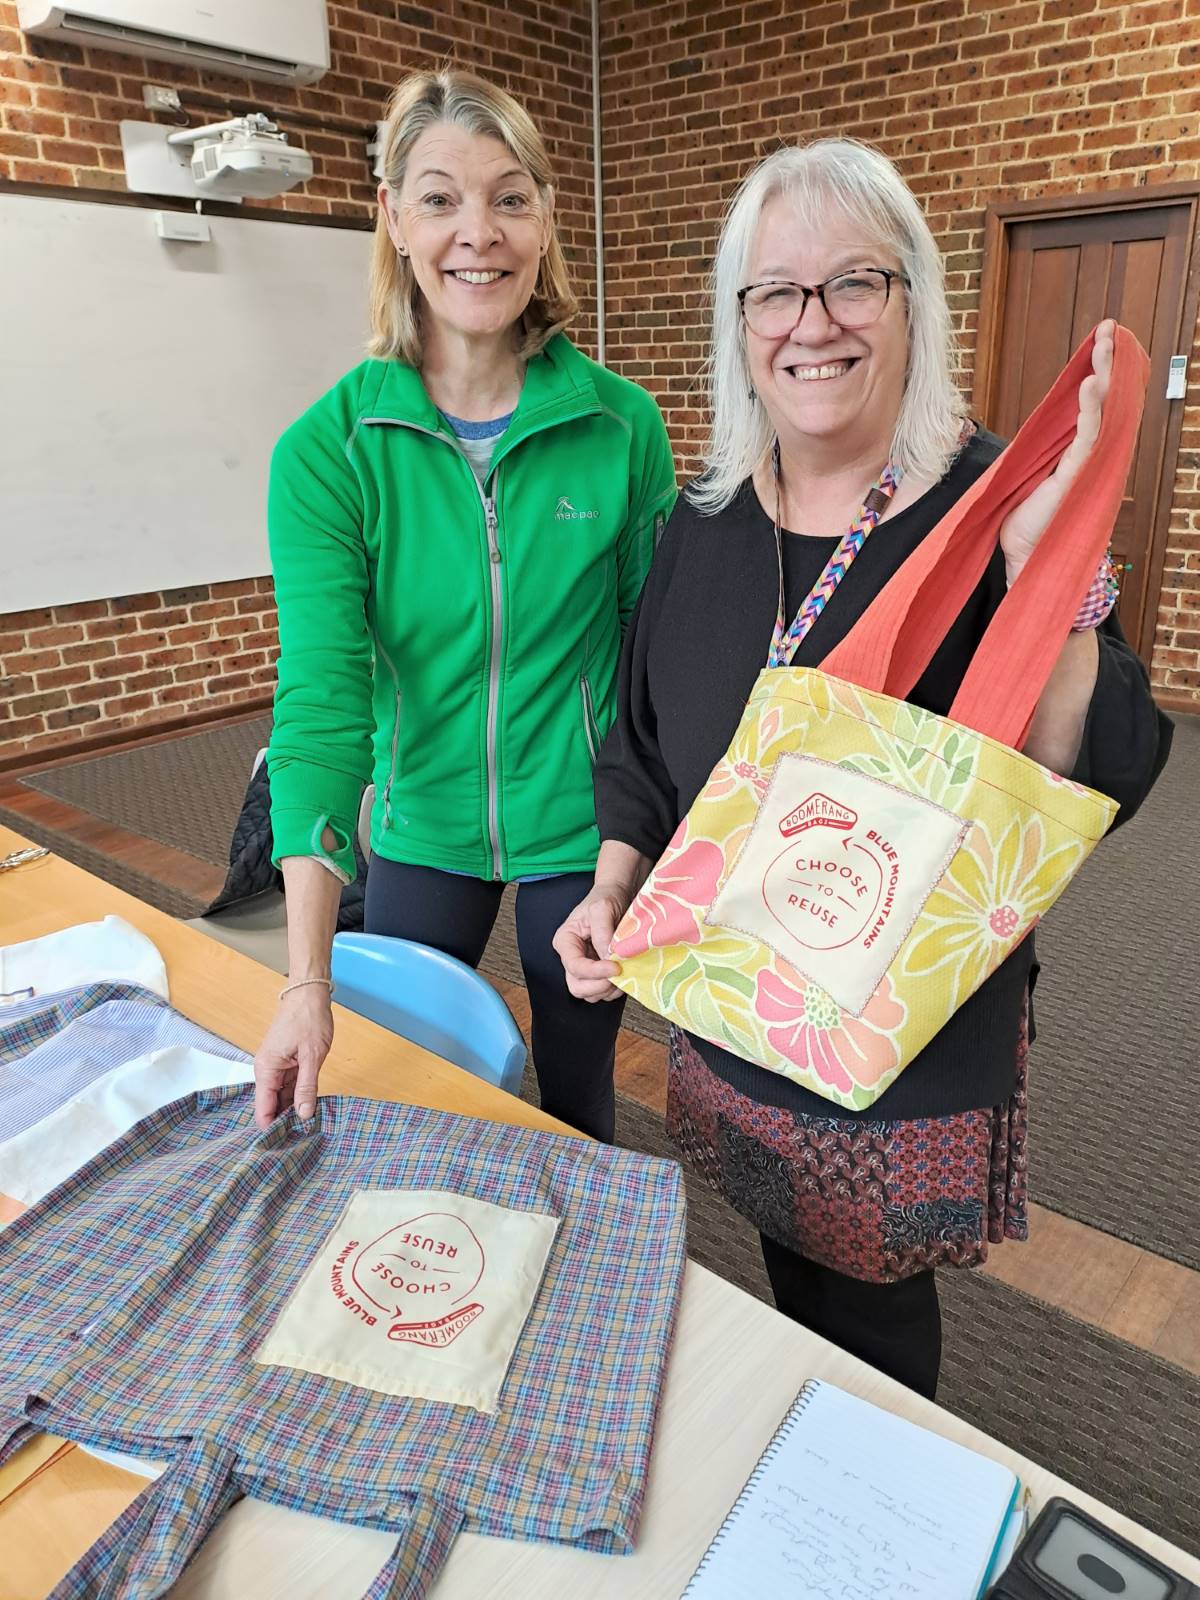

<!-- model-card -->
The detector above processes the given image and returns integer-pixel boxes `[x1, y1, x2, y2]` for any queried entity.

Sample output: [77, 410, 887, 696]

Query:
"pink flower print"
[611, 840, 725, 955]
[754, 964, 905, 1095]
[704, 761, 740, 800]
[665, 818, 689, 852]
[704, 758, 766, 801]
[989, 904, 1019, 938]
[758, 705, 783, 748]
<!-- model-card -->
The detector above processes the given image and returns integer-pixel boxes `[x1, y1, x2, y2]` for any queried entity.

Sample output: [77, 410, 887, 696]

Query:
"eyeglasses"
[737, 268, 907, 337]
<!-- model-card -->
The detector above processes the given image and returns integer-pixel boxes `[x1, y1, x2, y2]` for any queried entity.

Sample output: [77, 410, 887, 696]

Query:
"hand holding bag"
[610, 325, 1149, 1110]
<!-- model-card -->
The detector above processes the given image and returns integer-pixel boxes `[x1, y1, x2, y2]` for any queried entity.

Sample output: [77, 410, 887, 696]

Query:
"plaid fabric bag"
[0, 1086, 686, 1598]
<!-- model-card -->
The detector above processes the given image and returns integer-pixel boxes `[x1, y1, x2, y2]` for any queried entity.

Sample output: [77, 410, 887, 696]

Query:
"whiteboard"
[1, 193, 372, 610]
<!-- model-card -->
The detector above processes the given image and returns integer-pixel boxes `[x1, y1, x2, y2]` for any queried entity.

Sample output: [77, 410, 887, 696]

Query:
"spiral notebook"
[682, 1379, 1021, 1600]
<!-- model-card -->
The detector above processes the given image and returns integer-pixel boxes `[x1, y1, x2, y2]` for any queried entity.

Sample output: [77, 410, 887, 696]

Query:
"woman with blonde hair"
[254, 68, 676, 1140]
[556, 138, 1169, 1396]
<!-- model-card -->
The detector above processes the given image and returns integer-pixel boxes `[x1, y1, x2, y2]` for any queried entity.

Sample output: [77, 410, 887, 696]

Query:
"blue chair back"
[331, 933, 526, 1098]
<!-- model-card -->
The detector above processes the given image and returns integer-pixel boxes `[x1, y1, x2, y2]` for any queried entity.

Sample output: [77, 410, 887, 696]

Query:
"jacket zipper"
[482, 493, 504, 876]
[580, 674, 600, 763]
[375, 637, 402, 830]
[360, 417, 505, 878]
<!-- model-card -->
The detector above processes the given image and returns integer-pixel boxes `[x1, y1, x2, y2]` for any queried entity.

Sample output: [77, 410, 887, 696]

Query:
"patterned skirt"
[666, 1010, 1029, 1285]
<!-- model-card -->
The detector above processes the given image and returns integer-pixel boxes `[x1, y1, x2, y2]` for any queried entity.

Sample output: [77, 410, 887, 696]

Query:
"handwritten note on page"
[682, 1380, 1018, 1600]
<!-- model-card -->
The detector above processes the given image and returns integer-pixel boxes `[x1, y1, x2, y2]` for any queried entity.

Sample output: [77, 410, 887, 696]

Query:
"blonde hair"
[690, 138, 967, 515]
[368, 68, 578, 364]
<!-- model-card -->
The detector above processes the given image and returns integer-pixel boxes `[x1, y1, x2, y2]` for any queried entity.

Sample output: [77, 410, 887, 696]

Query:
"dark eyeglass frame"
[736, 266, 908, 331]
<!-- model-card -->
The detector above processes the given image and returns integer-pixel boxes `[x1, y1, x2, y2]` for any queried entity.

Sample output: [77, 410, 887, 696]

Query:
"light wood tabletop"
[2, 824, 1197, 1596]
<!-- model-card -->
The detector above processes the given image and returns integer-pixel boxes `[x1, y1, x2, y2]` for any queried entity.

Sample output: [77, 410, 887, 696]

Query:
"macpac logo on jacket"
[554, 496, 601, 522]
[266, 335, 678, 883]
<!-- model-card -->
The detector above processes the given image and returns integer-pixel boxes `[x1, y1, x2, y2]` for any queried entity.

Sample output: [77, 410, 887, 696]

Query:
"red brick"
[1, 648, 60, 674]
[4, 108, 66, 136]
[43, 704, 102, 730]
[3, 715, 54, 741]
[23, 622, 83, 649]
[0, 608, 54, 631]
[51, 600, 110, 623]
[109, 592, 162, 615]
[130, 607, 190, 631]
[116, 630, 165, 655]
[33, 664, 93, 691]
[9, 689, 68, 716]
[94, 655, 140, 680]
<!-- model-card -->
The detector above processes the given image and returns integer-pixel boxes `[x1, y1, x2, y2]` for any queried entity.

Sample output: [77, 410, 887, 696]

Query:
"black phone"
[987, 1497, 1199, 1600]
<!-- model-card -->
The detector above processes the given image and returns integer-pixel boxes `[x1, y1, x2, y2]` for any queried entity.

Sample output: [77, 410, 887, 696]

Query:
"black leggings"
[363, 859, 624, 1142]
[760, 1234, 943, 1400]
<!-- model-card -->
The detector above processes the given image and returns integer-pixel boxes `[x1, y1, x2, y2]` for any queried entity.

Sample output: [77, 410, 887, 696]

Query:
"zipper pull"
[484, 497, 498, 535]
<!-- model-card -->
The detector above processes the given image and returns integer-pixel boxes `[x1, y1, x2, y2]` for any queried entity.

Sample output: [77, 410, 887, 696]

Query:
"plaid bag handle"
[47, 1436, 465, 1600]
[46, 1437, 241, 1600]
[819, 324, 1149, 750]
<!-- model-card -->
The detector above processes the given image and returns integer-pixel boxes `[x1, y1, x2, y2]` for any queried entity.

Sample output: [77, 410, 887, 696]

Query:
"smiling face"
[744, 193, 909, 460]
[381, 121, 551, 349]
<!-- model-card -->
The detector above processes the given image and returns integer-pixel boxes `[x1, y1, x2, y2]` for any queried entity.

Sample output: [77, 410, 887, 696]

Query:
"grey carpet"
[601, 1077, 1200, 1560]
[11, 711, 1199, 1269]
[1029, 714, 1200, 1269]
[22, 716, 272, 868]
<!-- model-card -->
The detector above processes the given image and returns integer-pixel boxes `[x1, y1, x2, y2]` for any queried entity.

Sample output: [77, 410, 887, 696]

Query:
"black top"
[594, 430, 1173, 1120]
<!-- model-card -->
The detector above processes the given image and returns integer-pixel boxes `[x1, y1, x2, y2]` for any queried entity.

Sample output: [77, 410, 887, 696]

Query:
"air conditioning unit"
[17, 1, 330, 86]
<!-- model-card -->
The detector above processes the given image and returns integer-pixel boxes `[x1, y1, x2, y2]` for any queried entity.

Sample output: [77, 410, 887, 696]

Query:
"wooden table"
[2, 824, 1198, 1596]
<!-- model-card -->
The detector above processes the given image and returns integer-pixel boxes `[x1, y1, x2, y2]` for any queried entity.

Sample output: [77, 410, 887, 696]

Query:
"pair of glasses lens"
[741, 270, 895, 335]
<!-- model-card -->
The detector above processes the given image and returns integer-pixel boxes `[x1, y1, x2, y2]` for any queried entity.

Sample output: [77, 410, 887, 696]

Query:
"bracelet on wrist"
[1071, 550, 1119, 632]
[279, 977, 334, 1001]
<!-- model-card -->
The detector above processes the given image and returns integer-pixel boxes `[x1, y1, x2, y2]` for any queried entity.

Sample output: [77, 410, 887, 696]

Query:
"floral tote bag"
[610, 326, 1149, 1111]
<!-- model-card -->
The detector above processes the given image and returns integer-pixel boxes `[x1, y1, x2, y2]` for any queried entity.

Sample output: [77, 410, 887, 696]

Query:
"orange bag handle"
[818, 324, 1149, 750]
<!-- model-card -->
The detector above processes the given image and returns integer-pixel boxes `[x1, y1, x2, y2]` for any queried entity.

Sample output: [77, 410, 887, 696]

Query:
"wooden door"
[974, 190, 1200, 661]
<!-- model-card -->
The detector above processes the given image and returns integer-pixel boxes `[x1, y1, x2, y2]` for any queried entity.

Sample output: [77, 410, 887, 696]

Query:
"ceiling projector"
[166, 113, 312, 200]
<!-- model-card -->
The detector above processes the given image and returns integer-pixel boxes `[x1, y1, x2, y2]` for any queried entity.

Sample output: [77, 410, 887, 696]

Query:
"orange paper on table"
[0, 1434, 75, 1506]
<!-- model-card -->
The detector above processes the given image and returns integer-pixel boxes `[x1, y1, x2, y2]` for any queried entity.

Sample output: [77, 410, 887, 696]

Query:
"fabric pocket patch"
[707, 753, 969, 1017]
[255, 1189, 559, 1413]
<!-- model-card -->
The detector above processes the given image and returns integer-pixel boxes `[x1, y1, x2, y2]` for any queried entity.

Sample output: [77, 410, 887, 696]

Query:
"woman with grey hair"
[254, 68, 677, 1142]
[555, 139, 1169, 1396]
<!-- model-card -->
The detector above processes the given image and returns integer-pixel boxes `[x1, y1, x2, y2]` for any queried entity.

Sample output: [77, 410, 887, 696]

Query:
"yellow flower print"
[900, 813, 1085, 1011]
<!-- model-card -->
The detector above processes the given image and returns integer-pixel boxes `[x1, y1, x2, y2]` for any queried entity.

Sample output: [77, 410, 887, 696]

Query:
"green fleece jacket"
[267, 334, 677, 882]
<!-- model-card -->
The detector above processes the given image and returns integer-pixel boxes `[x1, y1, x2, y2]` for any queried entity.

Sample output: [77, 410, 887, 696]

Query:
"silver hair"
[689, 138, 967, 515]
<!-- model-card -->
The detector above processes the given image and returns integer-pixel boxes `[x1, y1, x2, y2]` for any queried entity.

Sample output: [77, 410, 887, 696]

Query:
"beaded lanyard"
[768, 438, 904, 669]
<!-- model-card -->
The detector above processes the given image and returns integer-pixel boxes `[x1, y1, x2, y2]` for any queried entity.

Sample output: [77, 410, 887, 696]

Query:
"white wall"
[1, 192, 372, 610]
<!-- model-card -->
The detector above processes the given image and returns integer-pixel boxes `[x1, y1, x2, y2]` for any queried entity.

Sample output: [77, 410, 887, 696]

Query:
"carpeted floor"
[606, 1078, 1200, 1558]
[6, 712, 1198, 1272]
[1027, 714, 1200, 1269]
[23, 716, 274, 869]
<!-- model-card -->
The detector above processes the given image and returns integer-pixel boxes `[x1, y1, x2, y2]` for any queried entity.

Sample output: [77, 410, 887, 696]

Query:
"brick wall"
[0, 581, 279, 751]
[0, 0, 596, 760]
[4, 0, 1198, 768]
[601, 0, 1200, 708]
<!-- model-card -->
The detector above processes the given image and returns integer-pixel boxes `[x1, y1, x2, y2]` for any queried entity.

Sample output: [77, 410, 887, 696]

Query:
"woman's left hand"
[998, 318, 1115, 584]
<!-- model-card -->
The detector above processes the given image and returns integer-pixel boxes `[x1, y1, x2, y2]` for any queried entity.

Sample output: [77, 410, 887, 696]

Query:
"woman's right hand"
[553, 879, 635, 1002]
[253, 985, 334, 1129]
